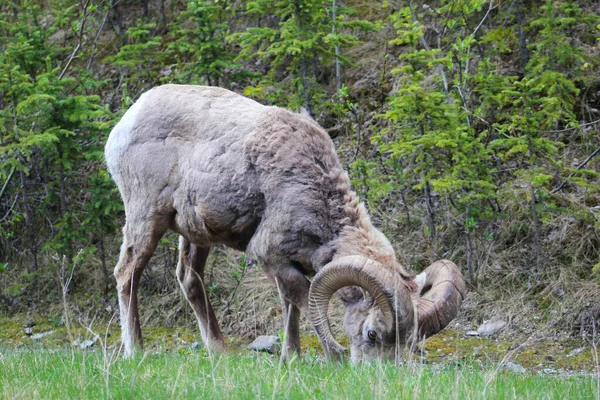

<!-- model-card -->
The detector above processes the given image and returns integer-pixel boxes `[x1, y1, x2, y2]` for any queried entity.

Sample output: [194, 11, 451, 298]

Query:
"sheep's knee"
[114, 246, 137, 292]
[276, 271, 310, 313]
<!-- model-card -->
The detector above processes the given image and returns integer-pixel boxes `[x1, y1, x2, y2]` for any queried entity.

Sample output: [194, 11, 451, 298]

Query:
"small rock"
[79, 337, 99, 349]
[568, 348, 585, 357]
[466, 330, 480, 336]
[24, 327, 33, 336]
[191, 341, 203, 350]
[505, 362, 527, 374]
[247, 335, 280, 354]
[24, 320, 36, 328]
[542, 368, 557, 374]
[477, 319, 506, 336]
[31, 331, 54, 340]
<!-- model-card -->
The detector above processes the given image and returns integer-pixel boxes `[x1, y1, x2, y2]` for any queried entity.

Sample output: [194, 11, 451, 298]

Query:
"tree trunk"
[400, 188, 411, 225]
[424, 181, 436, 244]
[58, 162, 74, 268]
[294, 0, 312, 115]
[98, 235, 109, 296]
[110, 0, 124, 37]
[159, 0, 167, 32]
[530, 184, 542, 275]
[516, 0, 529, 72]
[465, 205, 473, 284]
[141, 0, 149, 18]
[19, 168, 38, 272]
[332, 0, 341, 97]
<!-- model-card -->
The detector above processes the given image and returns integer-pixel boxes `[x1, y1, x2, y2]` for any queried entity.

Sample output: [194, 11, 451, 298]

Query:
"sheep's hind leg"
[114, 217, 167, 357]
[176, 236, 226, 353]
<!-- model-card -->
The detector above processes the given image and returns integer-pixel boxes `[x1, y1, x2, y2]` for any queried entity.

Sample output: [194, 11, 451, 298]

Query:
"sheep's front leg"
[271, 266, 310, 360]
[114, 220, 165, 357]
[281, 298, 302, 358]
[176, 237, 226, 353]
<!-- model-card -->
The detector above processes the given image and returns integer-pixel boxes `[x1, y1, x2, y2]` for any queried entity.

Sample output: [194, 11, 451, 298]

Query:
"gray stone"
[568, 348, 585, 357]
[79, 337, 99, 349]
[247, 335, 280, 354]
[192, 341, 203, 350]
[466, 330, 480, 336]
[477, 319, 506, 336]
[505, 362, 527, 374]
[31, 330, 54, 340]
[24, 327, 33, 336]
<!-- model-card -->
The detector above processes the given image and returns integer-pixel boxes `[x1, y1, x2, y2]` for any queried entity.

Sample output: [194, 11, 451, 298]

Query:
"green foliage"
[165, 0, 252, 86]
[230, 0, 374, 110]
[0, 0, 116, 275]
[378, 7, 495, 211]
[341, 1, 600, 280]
[1, 0, 599, 302]
[105, 21, 163, 91]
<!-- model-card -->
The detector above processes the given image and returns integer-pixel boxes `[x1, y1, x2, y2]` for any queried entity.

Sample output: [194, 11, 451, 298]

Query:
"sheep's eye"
[367, 330, 377, 341]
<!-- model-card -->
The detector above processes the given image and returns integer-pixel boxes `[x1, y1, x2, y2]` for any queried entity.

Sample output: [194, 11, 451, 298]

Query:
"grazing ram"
[105, 85, 465, 363]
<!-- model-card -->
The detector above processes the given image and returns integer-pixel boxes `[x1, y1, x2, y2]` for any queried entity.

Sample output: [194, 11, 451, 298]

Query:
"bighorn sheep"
[105, 85, 465, 363]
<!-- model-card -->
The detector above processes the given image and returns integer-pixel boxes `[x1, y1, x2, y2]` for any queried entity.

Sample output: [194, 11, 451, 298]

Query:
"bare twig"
[0, 193, 18, 223]
[542, 118, 600, 134]
[472, 1, 497, 37]
[87, 8, 111, 71]
[551, 145, 600, 194]
[60, 253, 80, 342]
[59, 0, 92, 79]
[0, 165, 15, 202]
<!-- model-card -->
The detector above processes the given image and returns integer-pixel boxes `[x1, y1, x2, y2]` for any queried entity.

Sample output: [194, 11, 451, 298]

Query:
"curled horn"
[308, 255, 414, 359]
[416, 260, 466, 339]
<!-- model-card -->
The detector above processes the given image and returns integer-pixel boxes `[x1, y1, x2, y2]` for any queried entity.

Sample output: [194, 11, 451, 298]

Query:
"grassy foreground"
[0, 350, 597, 399]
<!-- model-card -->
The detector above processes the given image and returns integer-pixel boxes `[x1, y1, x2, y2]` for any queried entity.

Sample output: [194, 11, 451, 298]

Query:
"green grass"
[0, 349, 597, 399]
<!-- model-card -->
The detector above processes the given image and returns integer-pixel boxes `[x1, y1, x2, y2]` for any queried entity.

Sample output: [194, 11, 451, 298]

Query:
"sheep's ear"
[337, 286, 365, 306]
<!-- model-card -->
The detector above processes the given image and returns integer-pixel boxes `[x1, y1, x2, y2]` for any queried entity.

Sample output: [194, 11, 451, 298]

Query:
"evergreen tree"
[230, 0, 374, 112]
[0, 0, 114, 283]
[165, 0, 250, 87]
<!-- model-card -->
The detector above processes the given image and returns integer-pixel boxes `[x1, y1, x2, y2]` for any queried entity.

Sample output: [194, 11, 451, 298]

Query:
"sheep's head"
[308, 256, 465, 364]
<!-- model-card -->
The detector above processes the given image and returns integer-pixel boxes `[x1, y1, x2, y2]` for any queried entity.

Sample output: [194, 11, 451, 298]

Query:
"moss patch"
[420, 329, 599, 372]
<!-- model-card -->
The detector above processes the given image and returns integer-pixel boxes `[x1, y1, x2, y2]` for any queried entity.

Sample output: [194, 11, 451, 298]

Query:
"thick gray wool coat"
[106, 85, 411, 284]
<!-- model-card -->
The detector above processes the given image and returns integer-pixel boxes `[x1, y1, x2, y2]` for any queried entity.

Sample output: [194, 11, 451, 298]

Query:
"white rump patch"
[105, 91, 150, 185]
